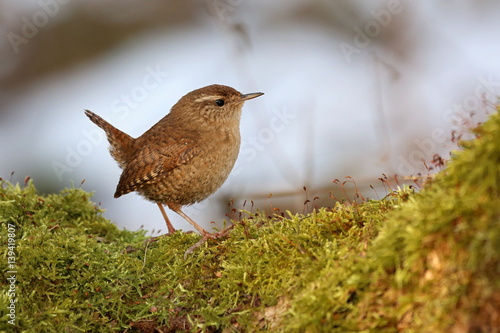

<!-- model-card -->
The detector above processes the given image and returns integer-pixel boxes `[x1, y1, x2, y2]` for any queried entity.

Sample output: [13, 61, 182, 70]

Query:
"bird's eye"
[215, 99, 225, 107]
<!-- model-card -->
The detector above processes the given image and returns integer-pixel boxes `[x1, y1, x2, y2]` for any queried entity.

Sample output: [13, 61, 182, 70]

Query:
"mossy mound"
[1, 110, 498, 332]
[361, 109, 500, 332]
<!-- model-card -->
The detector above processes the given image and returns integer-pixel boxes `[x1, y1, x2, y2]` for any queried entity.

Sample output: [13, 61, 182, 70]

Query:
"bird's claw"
[183, 224, 234, 259]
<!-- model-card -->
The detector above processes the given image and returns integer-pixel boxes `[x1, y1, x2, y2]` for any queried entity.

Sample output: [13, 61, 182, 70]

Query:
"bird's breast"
[148, 126, 241, 205]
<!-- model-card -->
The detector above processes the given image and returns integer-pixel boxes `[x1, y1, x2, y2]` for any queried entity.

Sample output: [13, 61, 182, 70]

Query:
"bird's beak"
[240, 92, 264, 101]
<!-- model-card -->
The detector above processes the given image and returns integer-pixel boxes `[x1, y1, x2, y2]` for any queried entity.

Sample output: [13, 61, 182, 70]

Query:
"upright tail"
[84, 110, 136, 169]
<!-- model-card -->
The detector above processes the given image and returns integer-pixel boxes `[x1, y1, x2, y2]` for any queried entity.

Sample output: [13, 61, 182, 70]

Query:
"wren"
[85, 84, 263, 254]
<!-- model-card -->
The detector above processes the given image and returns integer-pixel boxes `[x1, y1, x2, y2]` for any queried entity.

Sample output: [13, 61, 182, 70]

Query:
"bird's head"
[170, 84, 264, 124]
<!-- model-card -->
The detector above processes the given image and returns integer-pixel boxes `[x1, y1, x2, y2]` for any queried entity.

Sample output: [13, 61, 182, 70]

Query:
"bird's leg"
[157, 203, 176, 234]
[167, 202, 234, 259]
[167, 202, 211, 236]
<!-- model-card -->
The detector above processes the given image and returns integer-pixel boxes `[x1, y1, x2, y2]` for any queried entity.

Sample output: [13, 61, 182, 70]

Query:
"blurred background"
[1, 0, 499, 233]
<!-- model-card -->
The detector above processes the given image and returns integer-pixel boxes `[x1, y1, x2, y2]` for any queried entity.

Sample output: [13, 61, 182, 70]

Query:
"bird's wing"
[114, 141, 198, 198]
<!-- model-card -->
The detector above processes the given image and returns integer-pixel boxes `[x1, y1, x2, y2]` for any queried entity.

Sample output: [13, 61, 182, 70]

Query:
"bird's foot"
[183, 224, 234, 259]
[212, 224, 234, 238]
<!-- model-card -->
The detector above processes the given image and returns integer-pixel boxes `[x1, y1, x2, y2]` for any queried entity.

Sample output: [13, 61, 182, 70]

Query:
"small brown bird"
[85, 84, 263, 253]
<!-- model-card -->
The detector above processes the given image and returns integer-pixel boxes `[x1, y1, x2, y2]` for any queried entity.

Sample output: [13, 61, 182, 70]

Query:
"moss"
[1, 109, 498, 332]
[358, 108, 500, 332]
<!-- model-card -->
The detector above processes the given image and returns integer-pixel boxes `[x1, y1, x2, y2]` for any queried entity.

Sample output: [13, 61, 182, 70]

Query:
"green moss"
[359, 109, 500, 332]
[1, 110, 498, 332]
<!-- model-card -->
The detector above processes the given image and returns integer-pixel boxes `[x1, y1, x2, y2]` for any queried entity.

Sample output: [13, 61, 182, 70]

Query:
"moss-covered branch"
[1, 109, 499, 332]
